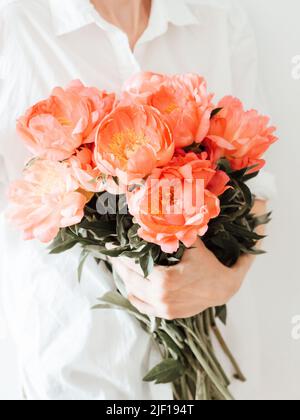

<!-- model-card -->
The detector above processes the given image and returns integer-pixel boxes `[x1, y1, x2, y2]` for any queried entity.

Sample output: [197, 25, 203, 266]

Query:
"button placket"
[108, 32, 141, 81]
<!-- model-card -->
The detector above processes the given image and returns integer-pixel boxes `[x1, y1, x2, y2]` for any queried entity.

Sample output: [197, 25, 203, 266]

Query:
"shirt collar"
[161, 0, 199, 27]
[49, 0, 199, 37]
[49, 0, 95, 36]
[138, 0, 199, 45]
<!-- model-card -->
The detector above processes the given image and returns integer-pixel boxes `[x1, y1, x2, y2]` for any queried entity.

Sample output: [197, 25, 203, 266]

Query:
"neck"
[91, 0, 152, 50]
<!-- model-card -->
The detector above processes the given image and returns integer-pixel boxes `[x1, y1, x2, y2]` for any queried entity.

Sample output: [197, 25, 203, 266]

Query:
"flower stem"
[186, 333, 234, 401]
[178, 319, 229, 388]
[209, 309, 246, 382]
[199, 312, 231, 387]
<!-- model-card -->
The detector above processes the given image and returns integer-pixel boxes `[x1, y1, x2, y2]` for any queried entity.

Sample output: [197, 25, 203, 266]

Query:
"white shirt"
[0, 0, 275, 400]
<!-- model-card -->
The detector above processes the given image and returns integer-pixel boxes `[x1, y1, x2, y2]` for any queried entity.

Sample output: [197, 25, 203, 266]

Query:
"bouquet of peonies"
[8, 73, 277, 400]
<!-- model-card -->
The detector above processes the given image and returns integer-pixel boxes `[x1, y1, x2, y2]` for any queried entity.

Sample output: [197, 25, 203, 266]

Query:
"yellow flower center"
[109, 129, 149, 165]
[57, 117, 73, 127]
[164, 103, 179, 115]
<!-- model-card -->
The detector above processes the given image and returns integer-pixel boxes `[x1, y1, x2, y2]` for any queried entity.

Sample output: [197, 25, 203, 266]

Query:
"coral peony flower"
[122, 72, 214, 148]
[127, 152, 229, 254]
[8, 159, 87, 243]
[206, 96, 278, 172]
[67, 80, 116, 142]
[122, 72, 167, 101]
[17, 81, 116, 161]
[94, 104, 175, 185]
[68, 147, 125, 195]
[68, 147, 105, 193]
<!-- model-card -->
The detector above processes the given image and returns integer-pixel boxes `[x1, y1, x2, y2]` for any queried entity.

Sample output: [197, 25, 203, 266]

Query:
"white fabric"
[0, 0, 276, 400]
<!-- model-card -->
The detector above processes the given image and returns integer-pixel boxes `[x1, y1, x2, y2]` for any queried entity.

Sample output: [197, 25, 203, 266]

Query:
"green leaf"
[242, 171, 260, 182]
[79, 220, 116, 238]
[112, 176, 119, 186]
[94, 246, 130, 257]
[117, 214, 128, 247]
[217, 158, 236, 175]
[161, 320, 185, 348]
[49, 230, 67, 249]
[128, 224, 139, 239]
[239, 246, 267, 256]
[112, 268, 128, 298]
[140, 252, 154, 277]
[215, 305, 227, 325]
[97, 292, 130, 308]
[120, 250, 144, 258]
[225, 223, 266, 241]
[253, 212, 272, 227]
[230, 166, 251, 180]
[104, 260, 113, 273]
[78, 249, 89, 283]
[209, 232, 241, 266]
[211, 107, 223, 119]
[157, 331, 182, 359]
[49, 238, 77, 254]
[143, 359, 186, 384]
[238, 181, 254, 210]
[93, 292, 150, 326]
[173, 244, 186, 261]
[127, 224, 148, 249]
[151, 246, 161, 263]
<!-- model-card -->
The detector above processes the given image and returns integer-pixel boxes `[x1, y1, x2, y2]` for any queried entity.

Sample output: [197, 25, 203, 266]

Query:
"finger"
[114, 259, 150, 288]
[113, 260, 153, 302]
[128, 294, 157, 317]
[147, 265, 168, 283]
[120, 256, 168, 287]
[119, 257, 145, 277]
[175, 303, 208, 319]
[113, 259, 137, 288]
[125, 276, 152, 303]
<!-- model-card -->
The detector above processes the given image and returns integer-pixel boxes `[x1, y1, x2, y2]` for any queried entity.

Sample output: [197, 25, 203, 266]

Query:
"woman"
[0, 0, 274, 400]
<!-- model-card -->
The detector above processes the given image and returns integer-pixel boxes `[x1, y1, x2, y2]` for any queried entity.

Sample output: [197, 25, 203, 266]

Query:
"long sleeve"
[0, 10, 28, 340]
[0, 8, 30, 183]
[228, 0, 276, 200]
[0, 155, 8, 210]
[0, 11, 7, 339]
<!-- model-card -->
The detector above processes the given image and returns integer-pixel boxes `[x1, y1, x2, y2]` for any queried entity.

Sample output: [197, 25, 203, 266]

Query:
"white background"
[242, 0, 300, 400]
[1, 0, 300, 400]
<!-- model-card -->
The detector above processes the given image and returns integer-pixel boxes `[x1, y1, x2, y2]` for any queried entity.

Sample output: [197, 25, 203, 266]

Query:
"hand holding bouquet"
[8, 73, 277, 400]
